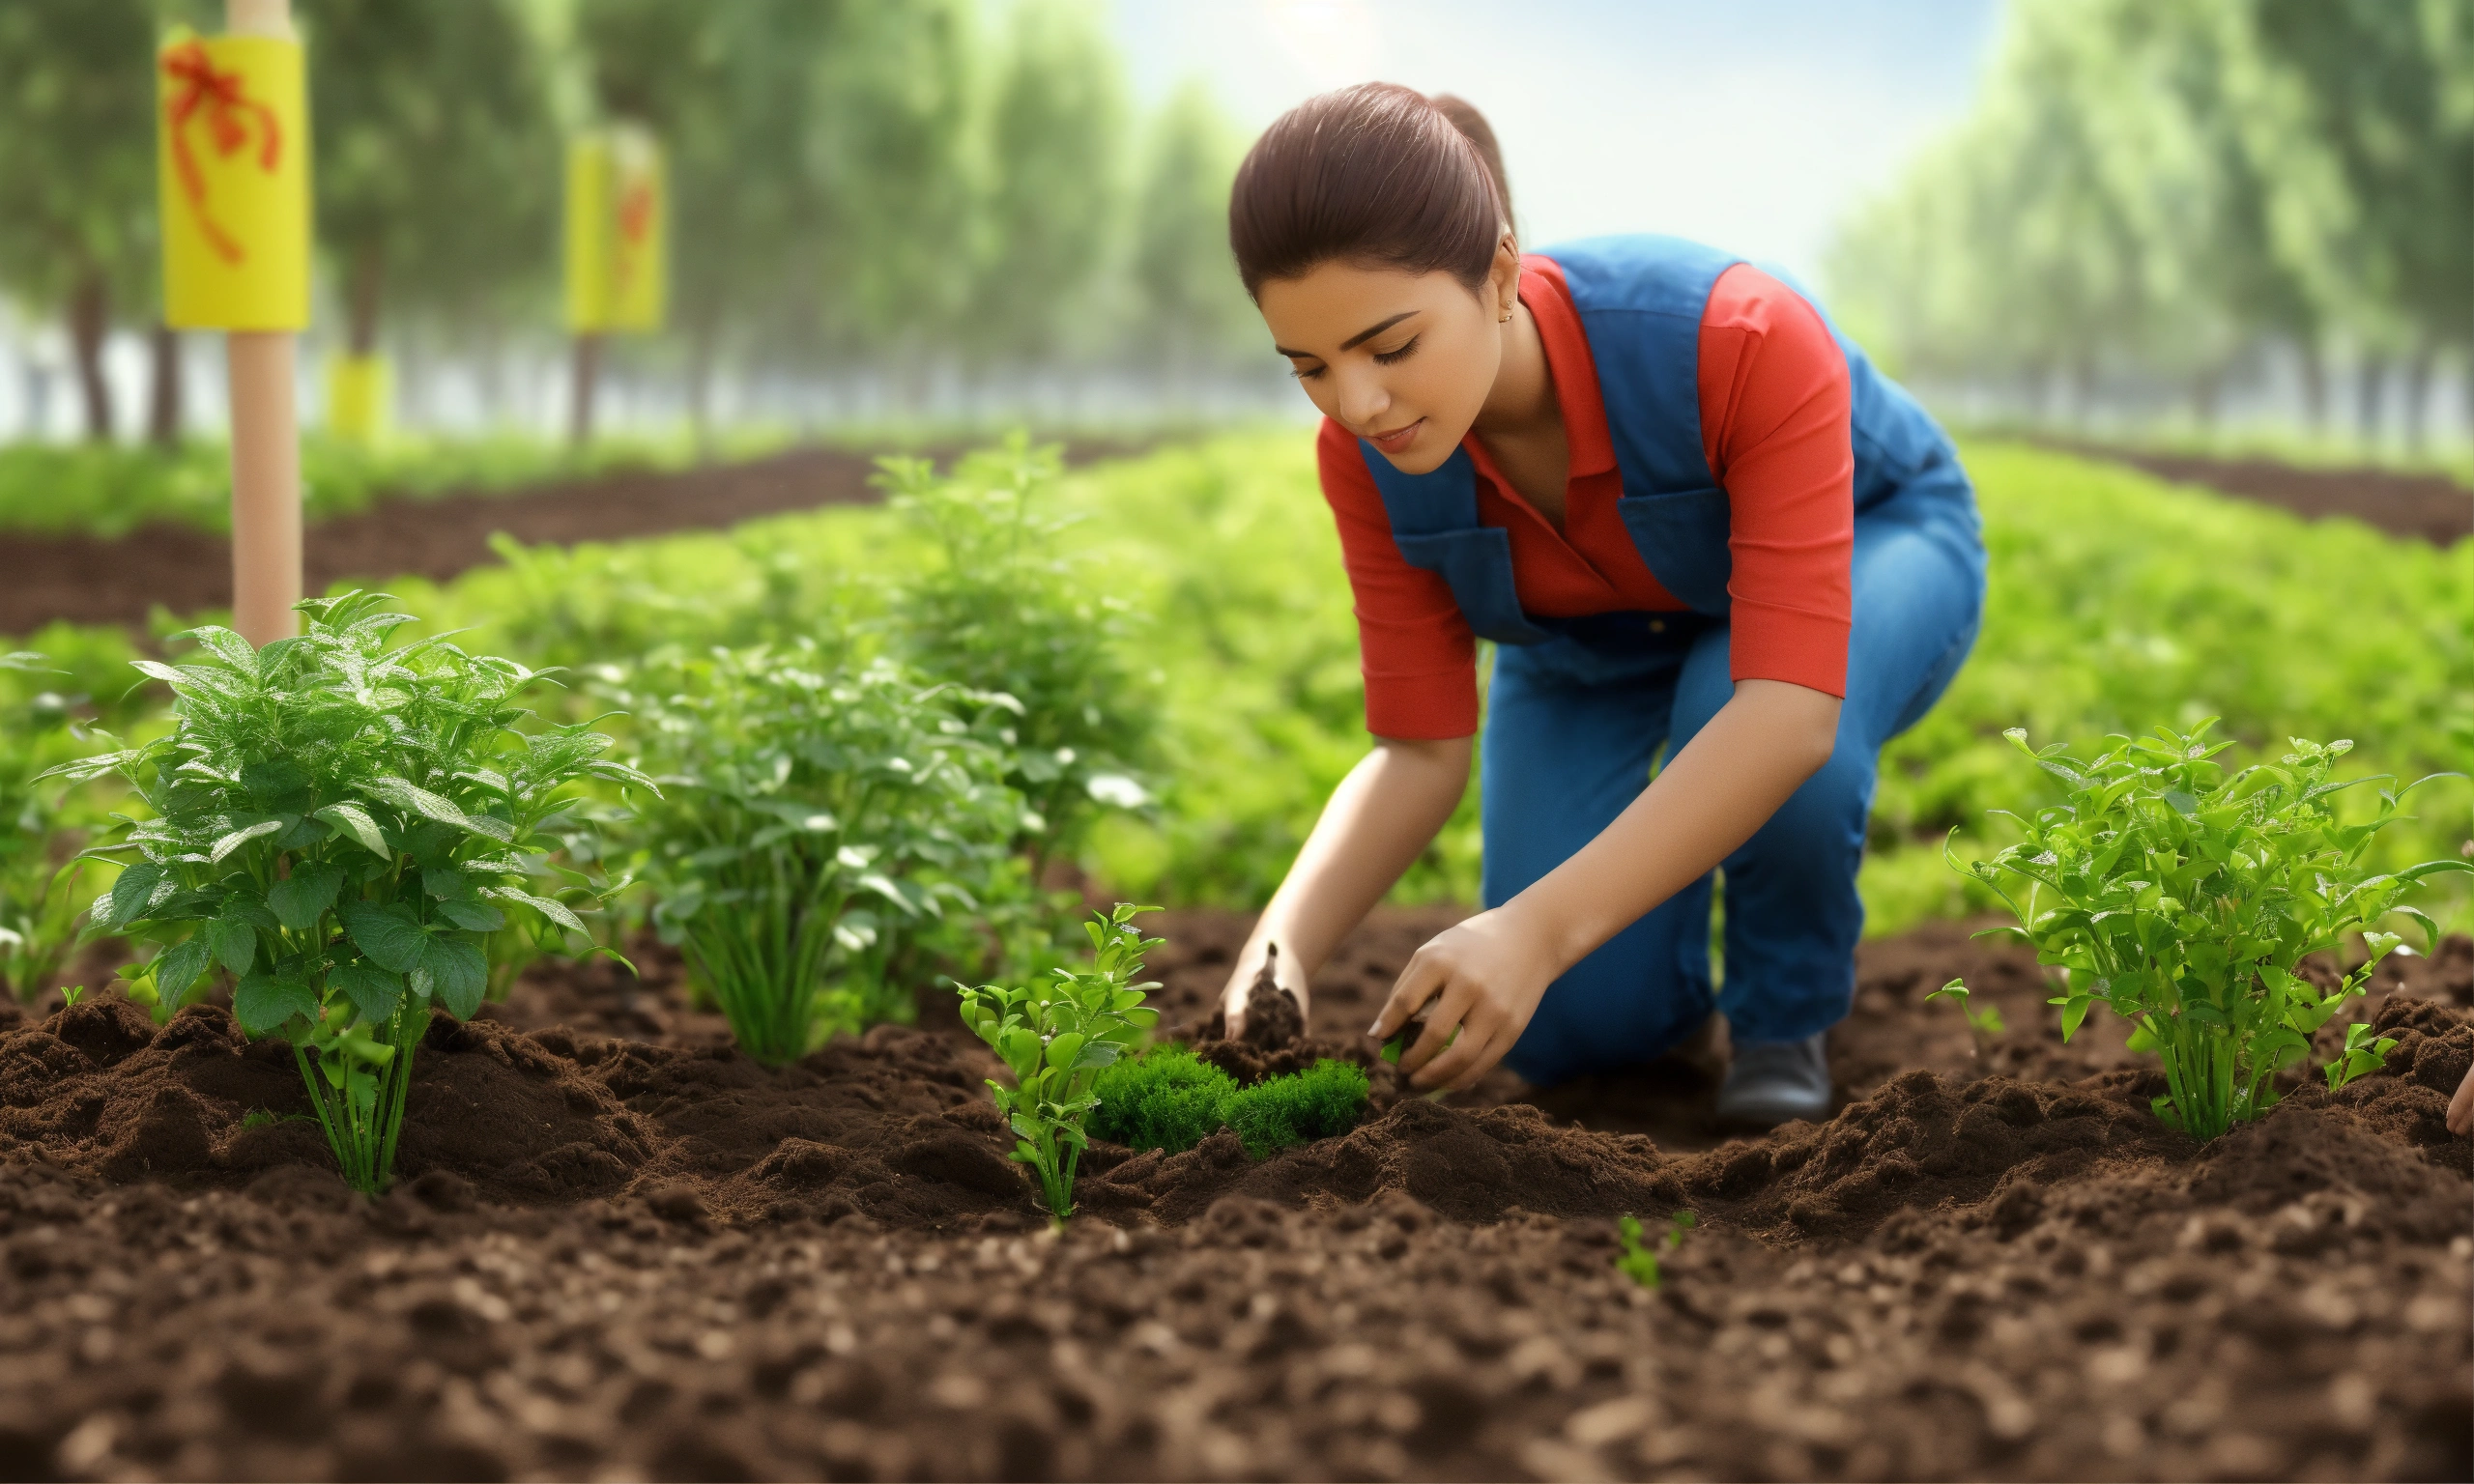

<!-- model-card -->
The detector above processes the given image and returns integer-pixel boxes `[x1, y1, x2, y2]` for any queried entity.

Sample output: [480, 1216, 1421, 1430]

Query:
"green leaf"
[362, 777, 513, 843]
[206, 914, 258, 975]
[421, 937, 488, 1019]
[330, 962, 404, 1023]
[210, 819, 285, 864]
[234, 975, 320, 1037]
[153, 936, 213, 1004]
[267, 865, 346, 931]
[482, 886, 586, 935]
[103, 863, 166, 930]
[339, 901, 431, 975]
[1046, 1031, 1086, 1072]
[315, 803, 390, 856]
[437, 899, 506, 932]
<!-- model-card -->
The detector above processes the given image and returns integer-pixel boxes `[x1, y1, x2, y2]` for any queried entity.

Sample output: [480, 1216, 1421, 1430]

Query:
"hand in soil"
[1370, 906, 1553, 1092]
[2450, 1061, 2473, 1137]
[1220, 939, 1311, 1042]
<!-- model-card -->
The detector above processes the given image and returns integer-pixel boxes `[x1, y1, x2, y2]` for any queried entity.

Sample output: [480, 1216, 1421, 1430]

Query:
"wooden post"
[224, 0, 301, 647]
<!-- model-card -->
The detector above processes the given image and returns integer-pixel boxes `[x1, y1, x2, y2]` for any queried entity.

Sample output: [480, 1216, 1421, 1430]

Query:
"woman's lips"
[1366, 418, 1424, 454]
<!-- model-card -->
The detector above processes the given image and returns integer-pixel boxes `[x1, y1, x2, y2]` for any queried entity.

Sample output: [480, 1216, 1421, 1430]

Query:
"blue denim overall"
[1358, 235, 1986, 1086]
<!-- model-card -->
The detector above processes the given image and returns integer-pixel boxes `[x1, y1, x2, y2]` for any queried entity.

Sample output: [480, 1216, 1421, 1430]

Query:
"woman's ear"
[1490, 233, 1522, 321]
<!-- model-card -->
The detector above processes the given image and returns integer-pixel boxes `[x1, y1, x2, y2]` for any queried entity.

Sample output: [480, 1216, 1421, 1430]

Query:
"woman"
[1215, 84, 1986, 1128]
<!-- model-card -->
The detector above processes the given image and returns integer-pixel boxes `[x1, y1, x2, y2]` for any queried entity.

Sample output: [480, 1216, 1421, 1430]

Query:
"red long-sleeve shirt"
[1318, 256, 1856, 739]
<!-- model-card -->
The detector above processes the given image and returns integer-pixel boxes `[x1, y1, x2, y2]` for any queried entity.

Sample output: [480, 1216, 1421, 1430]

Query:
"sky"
[1109, 0, 2006, 285]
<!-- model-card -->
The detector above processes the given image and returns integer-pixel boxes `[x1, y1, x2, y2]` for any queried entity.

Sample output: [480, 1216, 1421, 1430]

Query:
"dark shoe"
[1714, 1032, 1833, 1129]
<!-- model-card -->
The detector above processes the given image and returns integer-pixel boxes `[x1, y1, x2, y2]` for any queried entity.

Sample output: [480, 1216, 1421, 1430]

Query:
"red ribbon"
[613, 176, 655, 295]
[161, 39, 283, 266]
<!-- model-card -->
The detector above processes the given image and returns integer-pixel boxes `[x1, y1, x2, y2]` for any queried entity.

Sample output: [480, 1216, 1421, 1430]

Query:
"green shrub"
[1089, 1045, 1370, 1158]
[43, 591, 647, 1193]
[1089, 1043, 1237, 1153]
[1221, 1058, 1370, 1158]
[622, 642, 1026, 1063]
[1949, 722, 2471, 1139]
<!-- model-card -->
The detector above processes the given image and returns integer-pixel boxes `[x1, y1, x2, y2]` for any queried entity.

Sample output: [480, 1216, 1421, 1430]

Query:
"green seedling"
[43, 591, 650, 1193]
[2324, 1020, 2401, 1094]
[1952, 722, 2471, 1140]
[1926, 978, 2007, 1058]
[1092, 1046, 1369, 1158]
[1617, 1210, 1697, 1289]
[957, 903, 1163, 1225]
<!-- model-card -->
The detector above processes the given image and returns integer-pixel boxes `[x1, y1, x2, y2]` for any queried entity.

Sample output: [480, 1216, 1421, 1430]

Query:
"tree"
[1127, 82, 1255, 385]
[0, 0, 161, 442]
[299, 0, 555, 361]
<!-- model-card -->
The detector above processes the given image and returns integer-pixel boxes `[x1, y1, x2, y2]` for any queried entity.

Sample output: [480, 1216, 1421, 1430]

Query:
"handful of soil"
[1194, 947, 1411, 1109]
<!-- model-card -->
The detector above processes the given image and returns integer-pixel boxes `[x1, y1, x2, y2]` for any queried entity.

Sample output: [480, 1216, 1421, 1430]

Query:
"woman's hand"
[1368, 906, 1559, 1092]
[2448, 1062, 2473, 1138]
[1219, 937, 1312, 1040]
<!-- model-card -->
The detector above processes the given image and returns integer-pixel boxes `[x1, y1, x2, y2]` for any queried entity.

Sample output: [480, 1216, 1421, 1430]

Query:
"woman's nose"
[1332, 369, 1390, 429]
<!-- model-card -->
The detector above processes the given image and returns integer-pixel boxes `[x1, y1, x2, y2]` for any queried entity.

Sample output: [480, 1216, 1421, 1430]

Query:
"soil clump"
[0, 911, 2464, 1481]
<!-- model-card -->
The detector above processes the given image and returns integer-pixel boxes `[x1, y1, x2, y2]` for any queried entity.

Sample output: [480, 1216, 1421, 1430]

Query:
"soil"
[0, 911, 2465, 1482]
[2051, 441, 2474, 546]
[0, 439, 1143, 637]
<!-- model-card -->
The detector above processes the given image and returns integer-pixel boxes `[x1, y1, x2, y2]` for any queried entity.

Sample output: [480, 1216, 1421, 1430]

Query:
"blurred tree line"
[0, 0, 1260, 443]
[1829, 0, 2473, 448]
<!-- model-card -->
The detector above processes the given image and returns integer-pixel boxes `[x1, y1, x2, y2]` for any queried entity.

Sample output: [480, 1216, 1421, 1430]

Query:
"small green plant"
[1950, 723, 2471, 1139]
[1925, 978, 2007, 1057]
[956, 903, 1163, 1224]
[43, 592, 648, 1193]
[1617, 1210, 1697, 1289]
[1091, 1046, 1371, 1157]
[2324, 1020, 2401, 1094]
[1, 650, 119, 1004]
[625, 644, 1025, 1064]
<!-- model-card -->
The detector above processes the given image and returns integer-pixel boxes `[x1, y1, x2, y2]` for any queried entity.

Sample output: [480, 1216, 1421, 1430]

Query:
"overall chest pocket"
[1615, 485, 1732, 614]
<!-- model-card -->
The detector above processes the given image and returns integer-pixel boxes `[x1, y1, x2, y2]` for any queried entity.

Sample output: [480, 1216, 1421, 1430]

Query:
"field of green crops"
[10, 431, 2466, 977]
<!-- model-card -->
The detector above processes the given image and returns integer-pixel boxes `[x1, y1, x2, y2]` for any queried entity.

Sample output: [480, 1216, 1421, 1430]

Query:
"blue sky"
[1109, 0, 2005, 283]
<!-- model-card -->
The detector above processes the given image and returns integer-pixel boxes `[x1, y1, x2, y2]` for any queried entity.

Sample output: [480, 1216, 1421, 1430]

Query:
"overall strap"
[1358, 444, 1558, 645]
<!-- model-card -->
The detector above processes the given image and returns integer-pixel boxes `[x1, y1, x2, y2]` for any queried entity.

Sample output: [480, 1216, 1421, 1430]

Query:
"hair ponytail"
[1227, 83, 1513, 300]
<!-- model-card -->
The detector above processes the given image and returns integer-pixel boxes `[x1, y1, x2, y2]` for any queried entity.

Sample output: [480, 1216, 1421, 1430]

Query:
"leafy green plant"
[1616, 1210, 1697, 1289]
[1948, 723, 2472, 1139]
[43, 591, 649, 1193]
[2324, 1020, 2401, 1094]
[877, 437, 1159, 876]
[1090, 1045, 1371, 1157]
[1925, 978, 2007, 1058]
[956, 903, 1164, 1224]
[1088, 1043, 1236, 1154]
[622, 642, 1026, 1064]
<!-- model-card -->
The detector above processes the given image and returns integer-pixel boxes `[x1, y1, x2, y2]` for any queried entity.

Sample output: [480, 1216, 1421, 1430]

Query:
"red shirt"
[1318, 256, 1855, 739]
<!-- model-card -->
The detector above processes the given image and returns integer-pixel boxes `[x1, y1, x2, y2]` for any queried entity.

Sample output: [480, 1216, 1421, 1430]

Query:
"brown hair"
[1227, 83, 1513, 301]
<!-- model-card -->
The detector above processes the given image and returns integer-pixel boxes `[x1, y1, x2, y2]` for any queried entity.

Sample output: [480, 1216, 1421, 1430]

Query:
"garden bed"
[2044, 441, 2472, 546]
[0, 912, 2465, 1481]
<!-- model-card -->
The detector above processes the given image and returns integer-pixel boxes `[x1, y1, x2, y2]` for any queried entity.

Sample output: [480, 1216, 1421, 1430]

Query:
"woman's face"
[1257, 241, 1520, 474]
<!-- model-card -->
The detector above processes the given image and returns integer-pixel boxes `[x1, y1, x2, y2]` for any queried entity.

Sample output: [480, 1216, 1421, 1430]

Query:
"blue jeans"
[1481, 464, 1986, 1086]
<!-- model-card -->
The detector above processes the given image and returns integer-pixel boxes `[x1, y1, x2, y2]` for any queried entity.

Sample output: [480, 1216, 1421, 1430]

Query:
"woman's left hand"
[1369, 906, 1559, 1092]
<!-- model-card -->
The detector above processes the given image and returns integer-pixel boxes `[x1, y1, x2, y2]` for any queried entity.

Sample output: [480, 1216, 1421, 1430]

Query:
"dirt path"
[0, 439, 1142, 636]
[0, 910, 2465, 1480]
[2048, 441, 2473, 545]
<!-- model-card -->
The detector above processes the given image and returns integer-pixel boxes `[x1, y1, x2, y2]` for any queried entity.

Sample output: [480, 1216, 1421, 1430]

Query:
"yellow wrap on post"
[564, 126, 667, 333]
[326, 354, 390, 443]
[158, 29, 309, 331]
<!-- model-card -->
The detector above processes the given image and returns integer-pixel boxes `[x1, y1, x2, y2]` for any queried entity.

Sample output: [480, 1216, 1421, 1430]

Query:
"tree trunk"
[2190, 365, 2223, 428]
[2297, 339, 2327, 431]
[688, 313, 719, 464]
[2401, 340, 2435, 454]
[146, 323, 183, 446]
[68, 272, 113, 442]
[2353, 355, 2388, 445]
[346, 241, 384, 357]
[569, 333, 602, 445]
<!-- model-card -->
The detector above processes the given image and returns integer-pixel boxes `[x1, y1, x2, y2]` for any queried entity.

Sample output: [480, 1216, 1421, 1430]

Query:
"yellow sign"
[326, 354, 390, 443]
[564, 127, 667, 333]
[157, 30, 310, 331]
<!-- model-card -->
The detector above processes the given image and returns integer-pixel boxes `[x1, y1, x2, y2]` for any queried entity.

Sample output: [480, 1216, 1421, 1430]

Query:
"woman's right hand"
[1220, 935, 1313, 1041]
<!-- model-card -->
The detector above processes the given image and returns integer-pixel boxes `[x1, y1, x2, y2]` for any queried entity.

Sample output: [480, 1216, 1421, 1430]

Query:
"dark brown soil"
[2052, 441, 2474, 545]
[0, 439, 1143, 636]
[0, 913, 2465, 1481]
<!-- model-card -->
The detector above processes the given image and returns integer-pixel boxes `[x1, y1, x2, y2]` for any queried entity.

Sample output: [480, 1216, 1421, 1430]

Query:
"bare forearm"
[1510, 679, 1839, 976]
[1247, 735, 1472, 977]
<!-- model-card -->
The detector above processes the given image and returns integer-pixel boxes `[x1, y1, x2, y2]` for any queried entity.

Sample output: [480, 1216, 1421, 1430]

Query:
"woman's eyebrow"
[1273, 310, 1421, 359]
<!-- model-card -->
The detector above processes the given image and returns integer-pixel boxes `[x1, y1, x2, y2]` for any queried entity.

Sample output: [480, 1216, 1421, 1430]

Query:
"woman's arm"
[1371, 678, 1840, 1089]
[1220, 733, 1472, 1037]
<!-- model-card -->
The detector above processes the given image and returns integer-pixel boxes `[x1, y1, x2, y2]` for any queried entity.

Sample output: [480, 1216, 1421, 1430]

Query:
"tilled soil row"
[0, 914, 2466, 1481]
